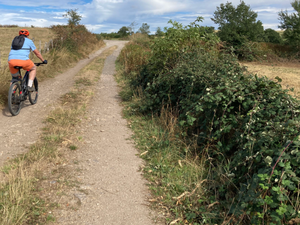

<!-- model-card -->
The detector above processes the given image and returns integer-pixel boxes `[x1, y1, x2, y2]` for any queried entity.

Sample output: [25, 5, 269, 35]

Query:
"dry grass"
[242, 62, 300, 98]
[0, 46, 117, 225]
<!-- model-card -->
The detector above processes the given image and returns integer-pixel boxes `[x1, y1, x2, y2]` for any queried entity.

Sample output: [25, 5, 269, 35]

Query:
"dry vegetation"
[0, 46, 117, 225]
[242, 62, 300, 98]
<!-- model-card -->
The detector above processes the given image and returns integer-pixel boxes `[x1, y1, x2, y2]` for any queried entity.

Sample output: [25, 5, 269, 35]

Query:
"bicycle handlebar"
[35, 61, 47, 66]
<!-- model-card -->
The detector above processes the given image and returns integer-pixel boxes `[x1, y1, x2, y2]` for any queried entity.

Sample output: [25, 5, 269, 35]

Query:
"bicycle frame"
[13, 69, 38, 99]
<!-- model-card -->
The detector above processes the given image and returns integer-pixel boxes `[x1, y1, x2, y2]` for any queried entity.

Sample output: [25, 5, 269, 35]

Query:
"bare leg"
[29, 65, 37, 80]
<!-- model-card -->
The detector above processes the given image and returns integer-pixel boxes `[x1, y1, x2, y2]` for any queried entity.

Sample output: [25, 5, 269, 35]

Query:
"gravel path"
[0, 41, 117, 167]
[1, 40, 160, 224]
[55, 40, 157, 225]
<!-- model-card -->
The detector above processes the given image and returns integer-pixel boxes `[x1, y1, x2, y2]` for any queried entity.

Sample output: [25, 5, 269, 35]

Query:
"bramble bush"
[119, 19, 300, 224]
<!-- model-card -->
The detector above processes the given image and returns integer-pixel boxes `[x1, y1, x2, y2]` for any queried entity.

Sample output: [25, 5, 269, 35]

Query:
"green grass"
[69, 145, 78, 151]
[115, 65, 208, 224]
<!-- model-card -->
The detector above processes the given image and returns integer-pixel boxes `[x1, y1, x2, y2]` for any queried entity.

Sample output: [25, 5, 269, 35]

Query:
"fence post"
[39, 40, 41, 52]
[44, 42, 47, 53]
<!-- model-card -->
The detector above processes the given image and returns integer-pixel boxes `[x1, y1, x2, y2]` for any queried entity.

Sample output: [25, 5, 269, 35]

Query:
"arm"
[33, 49, 45, 62]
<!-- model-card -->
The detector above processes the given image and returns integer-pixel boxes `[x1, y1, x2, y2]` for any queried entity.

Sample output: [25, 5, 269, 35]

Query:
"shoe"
[27, 86, 35, 92]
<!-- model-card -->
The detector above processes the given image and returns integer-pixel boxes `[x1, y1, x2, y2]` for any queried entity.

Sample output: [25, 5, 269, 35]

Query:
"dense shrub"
[264, 28, 283, 44]
[51, 25, 100, 55]
[133, 18, 220, 91]
[120, 19, 300, 224]
[166, 52, 300, 224]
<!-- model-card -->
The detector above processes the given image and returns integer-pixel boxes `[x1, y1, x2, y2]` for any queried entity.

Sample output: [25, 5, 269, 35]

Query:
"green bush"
[133, 18, 220, 91]
[120, 19, 300, 224]
[264, 29, 283, 44]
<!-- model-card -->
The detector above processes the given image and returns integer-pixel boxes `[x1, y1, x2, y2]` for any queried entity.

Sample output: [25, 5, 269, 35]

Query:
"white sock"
[28, 79, 33, 87]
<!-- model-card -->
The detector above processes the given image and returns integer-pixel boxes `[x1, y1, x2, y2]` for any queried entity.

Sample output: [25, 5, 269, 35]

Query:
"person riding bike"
[8, 29, 47, 91]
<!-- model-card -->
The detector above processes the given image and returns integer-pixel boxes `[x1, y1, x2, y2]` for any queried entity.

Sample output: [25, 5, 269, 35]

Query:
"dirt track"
[0, 42, 115, 167]
[0, 41, 159, 224]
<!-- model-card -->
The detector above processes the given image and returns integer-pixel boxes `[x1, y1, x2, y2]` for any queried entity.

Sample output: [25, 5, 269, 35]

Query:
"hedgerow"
[51, 25, 100, 56]
[119, 19, 300, 224]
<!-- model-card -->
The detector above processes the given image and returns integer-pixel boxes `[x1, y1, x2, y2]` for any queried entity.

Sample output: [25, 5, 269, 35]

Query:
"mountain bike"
[8, 62, 46, 116]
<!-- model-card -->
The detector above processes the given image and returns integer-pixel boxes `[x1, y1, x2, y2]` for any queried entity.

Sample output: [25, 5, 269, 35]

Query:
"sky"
[0, 0, 295, 34]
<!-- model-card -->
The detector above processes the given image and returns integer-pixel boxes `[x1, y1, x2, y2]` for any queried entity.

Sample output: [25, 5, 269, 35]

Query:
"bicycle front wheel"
[8, 82, 22, 116]
[29, 78, 38, 105]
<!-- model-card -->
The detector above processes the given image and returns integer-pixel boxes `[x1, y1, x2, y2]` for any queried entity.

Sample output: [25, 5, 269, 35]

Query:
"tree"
[155, 27, 164, 36]
[63, 9, 82, 26]
[118, 26, 130, 37]
[278, 0, 300, 47]
[211, 1, 265, 46]
[128, 21, 138, 34]
[138, 23, 150, 35]
[264, 28, 283, 44]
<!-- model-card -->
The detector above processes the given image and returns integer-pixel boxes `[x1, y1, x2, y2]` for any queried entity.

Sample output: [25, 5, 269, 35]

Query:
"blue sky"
[0, 0, 294, 34]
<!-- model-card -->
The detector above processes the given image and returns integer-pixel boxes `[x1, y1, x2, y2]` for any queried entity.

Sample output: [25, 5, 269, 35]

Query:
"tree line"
[99, 0, 300, 48]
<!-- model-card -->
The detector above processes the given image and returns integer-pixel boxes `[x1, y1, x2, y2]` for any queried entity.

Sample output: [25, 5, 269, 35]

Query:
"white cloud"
[0, 0, 295, 33]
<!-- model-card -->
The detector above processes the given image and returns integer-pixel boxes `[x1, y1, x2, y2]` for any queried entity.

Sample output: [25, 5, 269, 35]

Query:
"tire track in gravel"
[54, 40, 161, 225]
[0, 41, 121, 168]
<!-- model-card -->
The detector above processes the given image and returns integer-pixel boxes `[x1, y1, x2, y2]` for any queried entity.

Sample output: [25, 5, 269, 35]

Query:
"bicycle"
[8, 62, 46, 116]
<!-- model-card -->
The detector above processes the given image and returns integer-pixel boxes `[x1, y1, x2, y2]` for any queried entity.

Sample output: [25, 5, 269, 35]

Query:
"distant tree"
[211, 1, 265, 46]
[279, 0, 300, 47]
[63, 9, 82, 26]
[128, 21, 138, 34]
[138, 23, 150, 35]
[155, 27, 164, 36]
[264, 28, 283, 44]
[118, 26, 130, 37]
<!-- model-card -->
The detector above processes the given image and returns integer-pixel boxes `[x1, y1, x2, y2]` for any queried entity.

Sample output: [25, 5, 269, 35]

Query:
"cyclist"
[8, 29, 47, 91]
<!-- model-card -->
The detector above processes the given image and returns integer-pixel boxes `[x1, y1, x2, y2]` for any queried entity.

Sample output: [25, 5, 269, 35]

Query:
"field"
[0, 27, 56, 67]
[242, 62, 300, 98]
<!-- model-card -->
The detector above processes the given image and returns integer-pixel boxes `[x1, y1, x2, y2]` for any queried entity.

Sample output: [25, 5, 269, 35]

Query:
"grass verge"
[115, 64, 208, 225]
[0, 46, 117, 225]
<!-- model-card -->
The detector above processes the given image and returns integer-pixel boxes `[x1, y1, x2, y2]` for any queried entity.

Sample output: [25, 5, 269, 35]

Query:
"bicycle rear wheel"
[8, 82, 22, 116]
[29, 78, 38, 105]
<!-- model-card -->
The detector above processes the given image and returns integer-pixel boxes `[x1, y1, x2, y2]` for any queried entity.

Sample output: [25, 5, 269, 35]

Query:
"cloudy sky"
[0, 0, 295, 34]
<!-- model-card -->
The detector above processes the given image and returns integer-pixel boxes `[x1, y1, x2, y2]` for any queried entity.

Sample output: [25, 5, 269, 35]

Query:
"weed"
[69, 145, 78, 151]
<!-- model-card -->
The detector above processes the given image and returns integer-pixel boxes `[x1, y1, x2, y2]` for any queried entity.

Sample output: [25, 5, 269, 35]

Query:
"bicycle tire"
[29, 78, 38, 105]
[8, 82, 22, 116]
